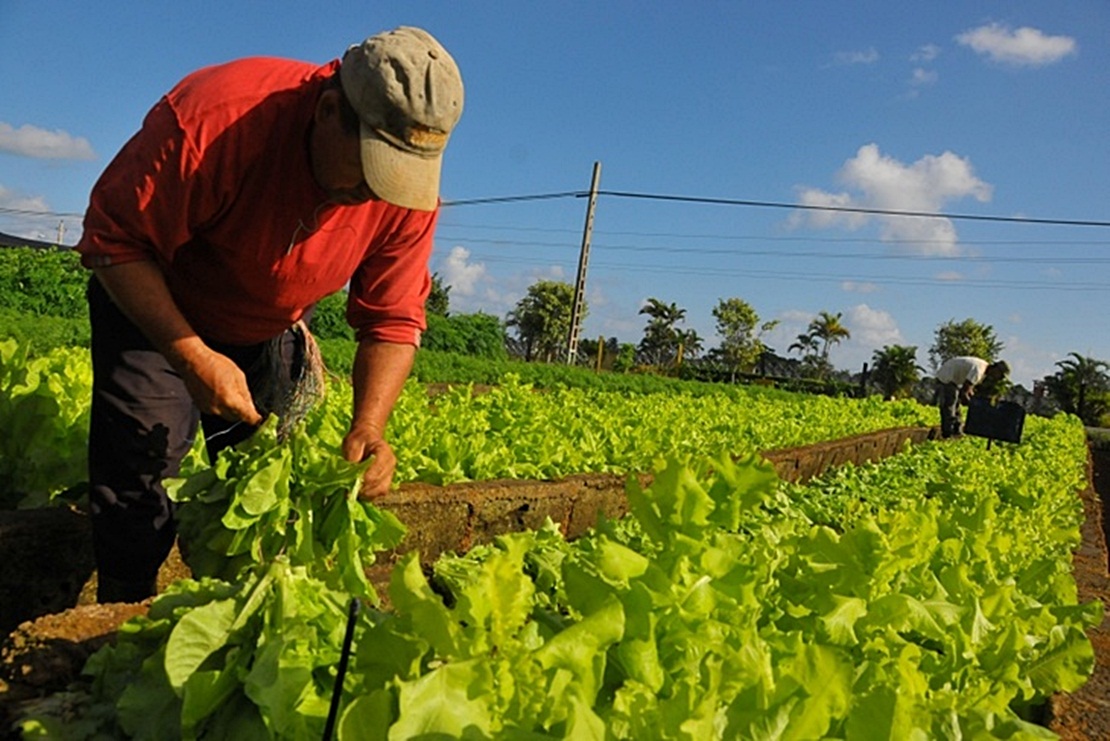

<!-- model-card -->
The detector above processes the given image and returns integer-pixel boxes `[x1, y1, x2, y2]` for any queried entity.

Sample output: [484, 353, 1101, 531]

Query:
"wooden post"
[566, 161, 601, 364]
[595, 335, 604, 373]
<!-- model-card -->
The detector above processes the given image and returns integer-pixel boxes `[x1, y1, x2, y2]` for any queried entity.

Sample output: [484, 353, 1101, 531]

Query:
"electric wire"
[592, 190, 1110, 229]
[7, 186, 1109, 228]
[435, 234, 1110, 265]
[440, 250, 1110, 292]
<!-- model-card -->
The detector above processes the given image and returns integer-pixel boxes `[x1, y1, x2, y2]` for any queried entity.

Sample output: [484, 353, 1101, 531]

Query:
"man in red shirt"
[76, 26, 464, 602]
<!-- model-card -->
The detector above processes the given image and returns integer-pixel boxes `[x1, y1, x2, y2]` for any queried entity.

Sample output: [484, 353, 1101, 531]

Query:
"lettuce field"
[1, 339, 1103, 740]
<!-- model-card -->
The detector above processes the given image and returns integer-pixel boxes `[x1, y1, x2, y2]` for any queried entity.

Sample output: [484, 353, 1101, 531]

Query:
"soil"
[2, 447, 1109, 739]
[1047, 447, 1110, 739]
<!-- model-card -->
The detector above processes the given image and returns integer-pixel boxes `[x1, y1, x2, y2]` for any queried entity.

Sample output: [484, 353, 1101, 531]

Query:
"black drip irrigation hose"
[323, 597, 361, 741]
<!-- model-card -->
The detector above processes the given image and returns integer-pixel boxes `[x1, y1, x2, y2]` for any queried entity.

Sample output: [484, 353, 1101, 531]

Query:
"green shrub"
[422, 312, 507, 360]
[307, 291, 355, 341]
[0, 247, 88, 319]
[0, 309, 90, 350]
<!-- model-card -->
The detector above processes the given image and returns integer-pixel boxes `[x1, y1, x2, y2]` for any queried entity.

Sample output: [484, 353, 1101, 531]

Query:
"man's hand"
[93, 261, 262, 425]
[181, 347, 263, 424]
[344, 340, 414, 500]
[342, 423, 397, 499]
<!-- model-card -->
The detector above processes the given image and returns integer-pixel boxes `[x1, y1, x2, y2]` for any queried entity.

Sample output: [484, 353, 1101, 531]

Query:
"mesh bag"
[251, 321, 327, 441]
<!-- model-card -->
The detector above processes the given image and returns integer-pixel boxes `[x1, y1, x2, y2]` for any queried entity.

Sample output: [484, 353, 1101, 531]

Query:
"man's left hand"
[342, 425, 397, 499]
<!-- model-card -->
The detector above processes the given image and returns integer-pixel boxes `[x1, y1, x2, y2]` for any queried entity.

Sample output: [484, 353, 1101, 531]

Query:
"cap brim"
[359, 123, 442, 212]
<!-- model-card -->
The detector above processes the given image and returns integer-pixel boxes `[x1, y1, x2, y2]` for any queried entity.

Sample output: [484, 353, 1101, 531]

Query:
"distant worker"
[934, 356, 1010, 438]
[75, 27, 464, 603]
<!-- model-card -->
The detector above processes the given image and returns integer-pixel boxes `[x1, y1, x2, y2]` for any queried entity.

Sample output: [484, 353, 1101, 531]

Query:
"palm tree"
[809, 311, 851, 365]
[638, 298, 687, 367]
[870, 345, 921, 400]
[790, 311, 850, 379]
[1045, 352, 1110, 425]
[788, 332, 823, 378]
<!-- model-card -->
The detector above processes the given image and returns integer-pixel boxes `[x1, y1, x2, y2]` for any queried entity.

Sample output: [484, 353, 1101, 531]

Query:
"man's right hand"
[181, 347, 263, 424]
[93, 261, 263, 425]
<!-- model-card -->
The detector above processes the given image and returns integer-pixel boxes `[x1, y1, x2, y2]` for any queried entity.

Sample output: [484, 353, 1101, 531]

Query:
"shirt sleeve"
[346, 207, 438, 345]
[76, 97, 222, 270]
[966, 362, 986, 386]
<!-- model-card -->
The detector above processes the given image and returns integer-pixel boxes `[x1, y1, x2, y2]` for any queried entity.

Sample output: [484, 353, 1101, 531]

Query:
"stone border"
[375, 425, 939, 566]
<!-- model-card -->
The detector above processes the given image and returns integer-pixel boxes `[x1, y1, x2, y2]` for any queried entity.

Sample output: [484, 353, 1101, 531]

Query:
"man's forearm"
[92, 261, 209, 373]
[350, 340, 416, 435]
[92, 261, 262, 423]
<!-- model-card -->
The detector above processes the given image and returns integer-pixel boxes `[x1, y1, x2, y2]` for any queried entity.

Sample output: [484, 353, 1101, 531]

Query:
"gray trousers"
[936, 382, 962, 438]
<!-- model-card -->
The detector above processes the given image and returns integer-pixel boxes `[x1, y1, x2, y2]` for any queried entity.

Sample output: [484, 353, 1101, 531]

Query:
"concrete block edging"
[379, 425, 940, 565]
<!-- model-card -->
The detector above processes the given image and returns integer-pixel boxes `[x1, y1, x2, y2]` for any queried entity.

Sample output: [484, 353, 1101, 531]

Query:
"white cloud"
[762, 309, 812, 354]
[833, 48, 879, 66]
[0, 184, 72, 243]
[910, 68, 938, 86]
[934, 271, 965, 281]
[956, 23, 1077, 67]
[911, 44, 941, 63]
[841, 280, 879, 294]
[0, 184, 49, 214]
[437, 249, 578, 319]
[846, 304, 903, 347]
[792, 143, 993, 255]
[0, 121, 96, 160]
[998, 334, 1059, 388]
[790, 189, 869, 231]
[440, 246, 487, 297]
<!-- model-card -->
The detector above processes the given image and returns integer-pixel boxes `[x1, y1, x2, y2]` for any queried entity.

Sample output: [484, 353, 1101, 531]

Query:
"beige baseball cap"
[340, 27, 464, 211]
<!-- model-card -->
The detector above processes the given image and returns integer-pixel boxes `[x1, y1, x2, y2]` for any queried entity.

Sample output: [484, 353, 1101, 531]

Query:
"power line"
[440, 250, 1110, 292]
[441, 192, 582, 207]
[6, 187, 1110, 228]
[437, 234, 1110, 265]
[0, 206, 84, 218]
[441, 188, 1110, 228]
[594, 190, 1110, 229]
[438, 220, 1110, 247]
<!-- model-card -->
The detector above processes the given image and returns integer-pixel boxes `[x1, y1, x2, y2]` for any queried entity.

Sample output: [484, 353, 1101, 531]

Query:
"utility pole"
[566, 161, 601, 364]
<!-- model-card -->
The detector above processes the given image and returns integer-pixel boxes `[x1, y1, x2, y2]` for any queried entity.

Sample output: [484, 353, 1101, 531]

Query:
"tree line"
[449, 276, 1110, 427]
[1, 246, 1107, 427]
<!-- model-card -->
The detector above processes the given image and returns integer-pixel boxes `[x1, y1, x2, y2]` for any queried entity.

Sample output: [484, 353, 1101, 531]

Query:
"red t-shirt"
[76, 56, 435, 346]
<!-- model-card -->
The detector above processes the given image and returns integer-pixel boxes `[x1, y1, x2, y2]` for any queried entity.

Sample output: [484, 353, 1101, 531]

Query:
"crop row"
[15, 407, 1098, 738]
[1, 340, 937, 507]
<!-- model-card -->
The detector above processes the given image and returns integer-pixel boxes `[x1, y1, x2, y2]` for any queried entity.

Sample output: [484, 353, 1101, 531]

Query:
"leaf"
[843, 686, 930, 741]
[338, 689, 392, 741]
[1026, 624, 1097, 693]
[779, 644, 853, 741]
[390, 554, 460, 657]
[236, 452, 289, 516]
[164, 598, 240, 691]
[818, 595, 868, 646]
[390, 659, 494, 739]
[535, 596, 624, 703]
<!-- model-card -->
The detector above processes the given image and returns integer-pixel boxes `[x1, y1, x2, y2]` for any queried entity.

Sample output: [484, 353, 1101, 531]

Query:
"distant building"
[0, 231, 62, 250]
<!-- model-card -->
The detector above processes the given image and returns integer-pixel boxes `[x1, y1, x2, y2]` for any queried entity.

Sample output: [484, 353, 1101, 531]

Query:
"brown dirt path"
[1048, 447, 1110, 739]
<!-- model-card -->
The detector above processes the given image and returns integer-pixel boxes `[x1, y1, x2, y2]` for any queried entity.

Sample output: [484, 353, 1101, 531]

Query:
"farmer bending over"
[934, 356, 1009, 439]
[75, 27, 464, 603]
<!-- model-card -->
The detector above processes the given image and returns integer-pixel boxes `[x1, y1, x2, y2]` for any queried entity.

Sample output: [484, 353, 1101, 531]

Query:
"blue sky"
[2, 2, 1107, 388]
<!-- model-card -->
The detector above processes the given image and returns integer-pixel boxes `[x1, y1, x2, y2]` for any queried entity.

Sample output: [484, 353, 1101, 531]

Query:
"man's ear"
[314, 89, 341, 125]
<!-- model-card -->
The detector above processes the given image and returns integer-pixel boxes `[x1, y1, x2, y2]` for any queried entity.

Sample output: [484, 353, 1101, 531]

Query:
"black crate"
[964, 399, 1025, 444]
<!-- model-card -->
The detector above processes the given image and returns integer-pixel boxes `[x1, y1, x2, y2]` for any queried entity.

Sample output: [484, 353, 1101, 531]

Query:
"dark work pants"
[936, 382, 962, 438]
[87, 277, 296, 600]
